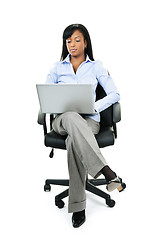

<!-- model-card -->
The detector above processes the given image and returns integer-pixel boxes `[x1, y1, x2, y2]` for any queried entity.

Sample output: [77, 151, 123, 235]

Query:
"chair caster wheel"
[44, 184, 51, 192]
[55, 200, 65, 209]
[106, 199, 115, 208]
[49, 149, 54, 158]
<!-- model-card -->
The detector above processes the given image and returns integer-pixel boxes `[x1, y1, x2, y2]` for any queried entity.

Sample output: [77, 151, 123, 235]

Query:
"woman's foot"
[72, 210, 86, 228]
[101, 165, 126, 192]
[101, 165, 116, 182]
[106, 175, 122, 192]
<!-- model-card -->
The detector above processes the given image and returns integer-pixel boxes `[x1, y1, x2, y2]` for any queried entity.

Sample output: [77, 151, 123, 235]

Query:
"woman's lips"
[70, 49, 77, 52]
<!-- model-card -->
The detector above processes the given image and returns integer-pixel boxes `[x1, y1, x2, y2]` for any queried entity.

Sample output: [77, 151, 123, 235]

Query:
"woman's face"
[66, 30, 87, 58]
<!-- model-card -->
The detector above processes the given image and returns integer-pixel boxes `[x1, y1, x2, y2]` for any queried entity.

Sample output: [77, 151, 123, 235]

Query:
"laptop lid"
[36, 84, 97, 114]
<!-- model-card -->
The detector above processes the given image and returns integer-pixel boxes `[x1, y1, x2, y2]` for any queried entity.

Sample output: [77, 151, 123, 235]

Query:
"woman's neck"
[70, 54, 86, 73]
[70, 54, 86, 65]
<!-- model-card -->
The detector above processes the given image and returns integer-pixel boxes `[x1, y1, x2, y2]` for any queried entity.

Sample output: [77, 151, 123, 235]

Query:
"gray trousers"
[52, 112, 107, 213]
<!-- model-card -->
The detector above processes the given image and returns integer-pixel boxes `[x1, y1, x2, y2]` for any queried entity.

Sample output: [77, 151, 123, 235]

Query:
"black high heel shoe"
[106, 176, 126, 192]
[72, 210, 86, 228]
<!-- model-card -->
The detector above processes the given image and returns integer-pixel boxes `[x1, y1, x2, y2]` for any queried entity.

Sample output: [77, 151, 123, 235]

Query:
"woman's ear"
[85, 40, 87, 48]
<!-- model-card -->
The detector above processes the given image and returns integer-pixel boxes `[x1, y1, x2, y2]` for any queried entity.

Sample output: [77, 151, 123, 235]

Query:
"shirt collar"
[61, 54, 93, 63]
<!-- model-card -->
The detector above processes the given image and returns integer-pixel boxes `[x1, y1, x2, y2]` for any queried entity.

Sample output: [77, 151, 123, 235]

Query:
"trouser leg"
[52, 112, 107, 213]
[66, 135, 87, 212]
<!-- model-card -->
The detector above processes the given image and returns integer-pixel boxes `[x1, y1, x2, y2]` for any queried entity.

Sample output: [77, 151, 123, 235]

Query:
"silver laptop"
[36, 84, 97, 114]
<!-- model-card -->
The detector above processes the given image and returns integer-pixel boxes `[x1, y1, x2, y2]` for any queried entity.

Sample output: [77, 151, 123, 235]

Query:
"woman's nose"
[71, 40, 75, 47]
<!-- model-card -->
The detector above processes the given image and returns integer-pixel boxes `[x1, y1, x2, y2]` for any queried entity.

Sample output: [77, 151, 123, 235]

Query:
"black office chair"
[38, 84, 124, 209]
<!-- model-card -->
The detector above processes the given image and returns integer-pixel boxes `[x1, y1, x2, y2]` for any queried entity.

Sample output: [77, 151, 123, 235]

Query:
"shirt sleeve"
[45, 62, 58, 83]
[94, 61, 120, 113]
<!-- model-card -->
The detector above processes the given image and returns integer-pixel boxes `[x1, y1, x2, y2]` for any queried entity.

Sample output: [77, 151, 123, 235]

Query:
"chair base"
[44, 178, 116, 209]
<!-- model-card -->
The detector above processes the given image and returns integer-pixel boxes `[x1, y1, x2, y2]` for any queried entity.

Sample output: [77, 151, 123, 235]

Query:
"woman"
[46, 24, 125, 228]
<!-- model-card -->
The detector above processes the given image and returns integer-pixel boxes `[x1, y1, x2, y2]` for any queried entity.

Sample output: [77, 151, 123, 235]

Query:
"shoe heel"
[117, 185, 123, 192]
[117, 182, 126, 192]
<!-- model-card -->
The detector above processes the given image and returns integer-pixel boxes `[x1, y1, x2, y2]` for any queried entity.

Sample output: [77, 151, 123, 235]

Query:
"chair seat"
[45, 126, 115, 150]
[96, 126, 115, 148]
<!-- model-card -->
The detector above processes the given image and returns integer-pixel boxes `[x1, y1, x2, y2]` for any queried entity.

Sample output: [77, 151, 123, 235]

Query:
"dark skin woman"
[46, 24, 126, 227]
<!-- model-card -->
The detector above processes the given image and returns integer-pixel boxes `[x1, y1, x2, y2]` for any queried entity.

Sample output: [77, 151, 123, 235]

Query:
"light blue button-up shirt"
[46, 54, 120, 122]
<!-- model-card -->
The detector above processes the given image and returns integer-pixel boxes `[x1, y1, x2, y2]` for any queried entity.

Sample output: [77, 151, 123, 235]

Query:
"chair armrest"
[37, 110, 46, 125]
[37, 110, 47, 135]
[113, 102, 121, 123]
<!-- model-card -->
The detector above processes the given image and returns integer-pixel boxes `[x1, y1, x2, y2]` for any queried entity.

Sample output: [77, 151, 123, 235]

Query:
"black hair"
[60, 24, 94, 61]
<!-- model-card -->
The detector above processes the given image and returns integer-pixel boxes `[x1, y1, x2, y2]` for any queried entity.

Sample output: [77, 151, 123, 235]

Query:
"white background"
[1, 0, 160, 239]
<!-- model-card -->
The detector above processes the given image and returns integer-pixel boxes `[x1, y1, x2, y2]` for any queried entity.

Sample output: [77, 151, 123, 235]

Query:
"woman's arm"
[94, 61, 120, 113]
[46, 63, 58, 84]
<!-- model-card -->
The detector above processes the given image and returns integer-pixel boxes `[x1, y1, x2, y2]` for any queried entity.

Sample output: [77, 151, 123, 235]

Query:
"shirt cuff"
[94, 101, 101, 113]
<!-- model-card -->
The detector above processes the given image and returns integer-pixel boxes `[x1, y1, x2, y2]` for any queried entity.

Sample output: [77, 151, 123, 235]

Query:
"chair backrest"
[96, 84, 113, 128]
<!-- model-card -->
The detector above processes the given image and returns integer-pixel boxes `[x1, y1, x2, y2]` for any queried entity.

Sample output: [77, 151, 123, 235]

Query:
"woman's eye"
[66, 39, 80, 43]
